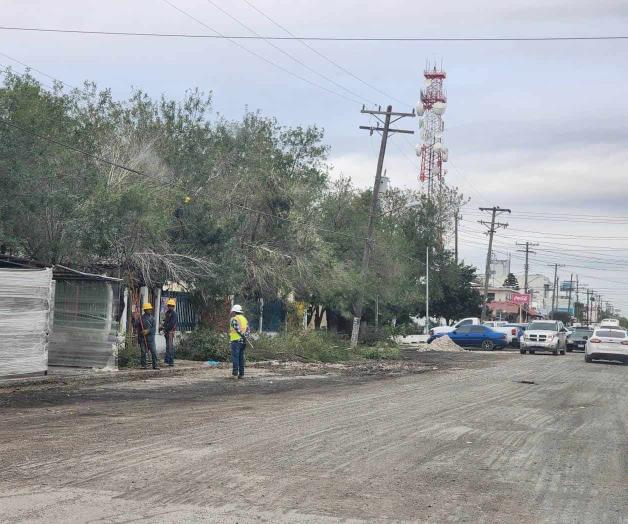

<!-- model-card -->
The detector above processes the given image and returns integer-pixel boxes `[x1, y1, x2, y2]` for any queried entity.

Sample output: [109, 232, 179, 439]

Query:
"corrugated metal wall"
[0, 268, 53, 377]
[48, 280, 121, 368]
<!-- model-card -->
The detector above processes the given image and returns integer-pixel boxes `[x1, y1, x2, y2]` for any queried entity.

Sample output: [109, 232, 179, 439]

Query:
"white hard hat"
[231, 304, 243, 313]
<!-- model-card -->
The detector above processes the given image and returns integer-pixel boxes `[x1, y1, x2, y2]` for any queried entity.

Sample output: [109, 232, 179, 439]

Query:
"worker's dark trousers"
[164, 332, 175, 365]
[230, 340, 246, 377]
[140, 340, 158, 369]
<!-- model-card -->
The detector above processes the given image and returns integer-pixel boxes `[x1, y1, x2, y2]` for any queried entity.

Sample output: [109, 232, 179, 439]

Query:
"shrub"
[117, 334, 141, 368]
[177, 327, 231, 361]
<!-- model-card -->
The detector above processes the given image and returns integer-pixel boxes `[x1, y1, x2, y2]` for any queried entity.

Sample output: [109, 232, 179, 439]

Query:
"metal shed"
[48, 266, 123, 369]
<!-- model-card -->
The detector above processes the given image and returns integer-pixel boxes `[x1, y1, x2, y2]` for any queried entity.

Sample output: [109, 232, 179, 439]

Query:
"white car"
[520, 320, 568, 355]
[585, 327, 628, 364]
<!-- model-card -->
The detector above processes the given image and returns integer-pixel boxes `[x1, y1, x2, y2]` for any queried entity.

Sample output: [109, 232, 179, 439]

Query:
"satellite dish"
[432, 101, 447, 115]
[424, 78, 432, 87]
[433, 142, 443, 152]
[415, 102, 425, 116]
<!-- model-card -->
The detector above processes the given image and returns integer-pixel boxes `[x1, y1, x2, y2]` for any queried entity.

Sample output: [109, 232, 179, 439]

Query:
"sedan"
[566, 326, 593, 352]
[585, 328, 628, 364]
[427, 325, 507, 351]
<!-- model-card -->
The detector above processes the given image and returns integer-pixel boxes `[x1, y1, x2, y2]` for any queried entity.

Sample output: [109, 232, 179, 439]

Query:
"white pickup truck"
[431, 318, 518, 346]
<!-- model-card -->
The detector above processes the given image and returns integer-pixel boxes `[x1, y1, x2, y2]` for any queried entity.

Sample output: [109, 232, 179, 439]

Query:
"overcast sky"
[3, 0, 628, 312]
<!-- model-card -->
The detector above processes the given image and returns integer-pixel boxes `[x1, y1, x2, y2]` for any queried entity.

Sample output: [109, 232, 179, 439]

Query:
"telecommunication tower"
[416, 64, 448, 197]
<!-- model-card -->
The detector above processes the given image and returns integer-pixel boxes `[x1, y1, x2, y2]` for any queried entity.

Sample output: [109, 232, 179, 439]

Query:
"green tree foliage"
[0, 71, 481, 331]
[503, 273, 520, 290]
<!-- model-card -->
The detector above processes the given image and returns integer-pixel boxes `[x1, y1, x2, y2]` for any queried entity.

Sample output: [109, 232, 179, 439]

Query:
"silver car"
[585, 328, 628, 364]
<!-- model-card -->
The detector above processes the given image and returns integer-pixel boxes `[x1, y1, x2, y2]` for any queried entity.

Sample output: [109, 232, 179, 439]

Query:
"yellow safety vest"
[229, 314, 248, 342]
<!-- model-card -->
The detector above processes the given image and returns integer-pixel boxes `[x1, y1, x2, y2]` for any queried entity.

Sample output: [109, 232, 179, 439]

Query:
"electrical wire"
[161, 0, 361, 105]
[238, 0, 408, 107]
[0, 51, 76, 90]
[202, 0, 371, 106]
[1, 26, 627, 42]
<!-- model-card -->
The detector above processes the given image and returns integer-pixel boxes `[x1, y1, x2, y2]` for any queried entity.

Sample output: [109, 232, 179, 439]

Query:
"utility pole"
[586, 289, 593, 325]
[567, 273, 574, 322]
[516, 241, 539, 294]
[547, 263, 565, 319]
[516, 241, 538, 321]
[575, 275, 579, 321]
[352, 105, 415, 347]
[454, 210, 460, 264]
[479, 206, 511, 321]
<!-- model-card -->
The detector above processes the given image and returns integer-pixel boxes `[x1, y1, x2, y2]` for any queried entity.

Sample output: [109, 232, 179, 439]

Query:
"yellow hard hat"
[142, 302, 153, 311]
[183, 195, 191, 204]
[166, 298, 176, 306]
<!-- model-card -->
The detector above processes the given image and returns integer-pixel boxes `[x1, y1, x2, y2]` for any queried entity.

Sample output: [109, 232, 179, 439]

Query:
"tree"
[503, 273, 520, 290]
[0, 70, 482, 338]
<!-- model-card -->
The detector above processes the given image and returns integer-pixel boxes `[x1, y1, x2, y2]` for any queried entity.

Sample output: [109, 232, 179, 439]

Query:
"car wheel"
[482, 340, 495, 351]
[585, 354, 592, 363]
[529, 350, 535, 354]
[560, 350, 566, 355]
[520, 348, 526, 354]
[552, 348, 558, 355]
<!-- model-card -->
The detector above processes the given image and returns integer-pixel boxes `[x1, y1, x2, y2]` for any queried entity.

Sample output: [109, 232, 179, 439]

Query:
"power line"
[161, 0, 361, 105]
[2, 26, 627, 42]
[239, 0, 407, 106]
[0, 51, 76, 90]
[201, 0, 368, 105]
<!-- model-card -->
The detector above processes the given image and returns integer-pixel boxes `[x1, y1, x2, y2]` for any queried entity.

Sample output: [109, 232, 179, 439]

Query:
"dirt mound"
[419, 335, 465, 352]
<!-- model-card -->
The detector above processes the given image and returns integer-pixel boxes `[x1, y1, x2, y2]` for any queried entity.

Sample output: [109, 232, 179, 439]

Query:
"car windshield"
[528, 322, 558, 331]
[594, 330, 627, 339]
[573, 328, 593, 335]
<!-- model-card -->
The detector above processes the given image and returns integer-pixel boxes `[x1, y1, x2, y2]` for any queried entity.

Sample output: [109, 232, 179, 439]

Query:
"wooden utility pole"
[586, 289, 592, 324]
[567, 273, 574, 322]
[547, 263, 565, 319]
[351, 105, 415, 347]
[454, 210, 458, 264]
[516, 241, 538, 321]
[479, 206, 511, 321]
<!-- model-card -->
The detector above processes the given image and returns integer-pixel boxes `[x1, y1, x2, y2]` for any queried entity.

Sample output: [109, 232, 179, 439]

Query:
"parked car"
[428, 325, 507, 351]
[566, 326, 593, 352]
[430, 317, 480, 337]
[585, 327, 628, 364]
[483, 321, 521, 346]
[520, 320, 568, 355]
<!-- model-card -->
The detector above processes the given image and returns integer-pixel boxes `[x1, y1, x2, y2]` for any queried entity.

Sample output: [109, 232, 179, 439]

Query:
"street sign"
[511, 293, 531, 305]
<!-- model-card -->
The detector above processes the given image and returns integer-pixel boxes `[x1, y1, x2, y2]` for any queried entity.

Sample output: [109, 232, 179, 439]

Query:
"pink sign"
[511, 293, 531, 305]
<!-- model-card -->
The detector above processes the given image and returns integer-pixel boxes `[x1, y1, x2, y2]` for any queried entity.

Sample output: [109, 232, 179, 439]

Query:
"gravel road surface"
[0, 352, 626, 523]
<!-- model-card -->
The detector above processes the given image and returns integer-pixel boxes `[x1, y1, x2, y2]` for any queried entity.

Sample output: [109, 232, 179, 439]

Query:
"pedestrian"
[229, 304, 250, 379]
[137, 302, 159, 370]
[161, 298, 178, 367]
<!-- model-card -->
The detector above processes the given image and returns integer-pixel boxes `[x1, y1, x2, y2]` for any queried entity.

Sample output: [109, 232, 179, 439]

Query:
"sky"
[2, 0, 628, 313]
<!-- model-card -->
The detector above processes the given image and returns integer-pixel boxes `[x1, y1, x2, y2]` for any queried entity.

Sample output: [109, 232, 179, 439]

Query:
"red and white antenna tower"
[416, 63, 448, 197]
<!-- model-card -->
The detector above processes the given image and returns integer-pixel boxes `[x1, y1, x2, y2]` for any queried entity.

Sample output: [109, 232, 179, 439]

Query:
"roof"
[0, 255, 121, 283]
[488, 301, 539, 316]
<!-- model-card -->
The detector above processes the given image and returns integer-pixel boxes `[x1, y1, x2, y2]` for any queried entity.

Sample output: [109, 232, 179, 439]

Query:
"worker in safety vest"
[161, 298, 178, 367]
[229, 304, 250, 379]
[137, 303, 159, 370]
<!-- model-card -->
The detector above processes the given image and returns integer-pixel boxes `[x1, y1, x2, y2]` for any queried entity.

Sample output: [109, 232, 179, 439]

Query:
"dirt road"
[0, 352, 626, 523]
